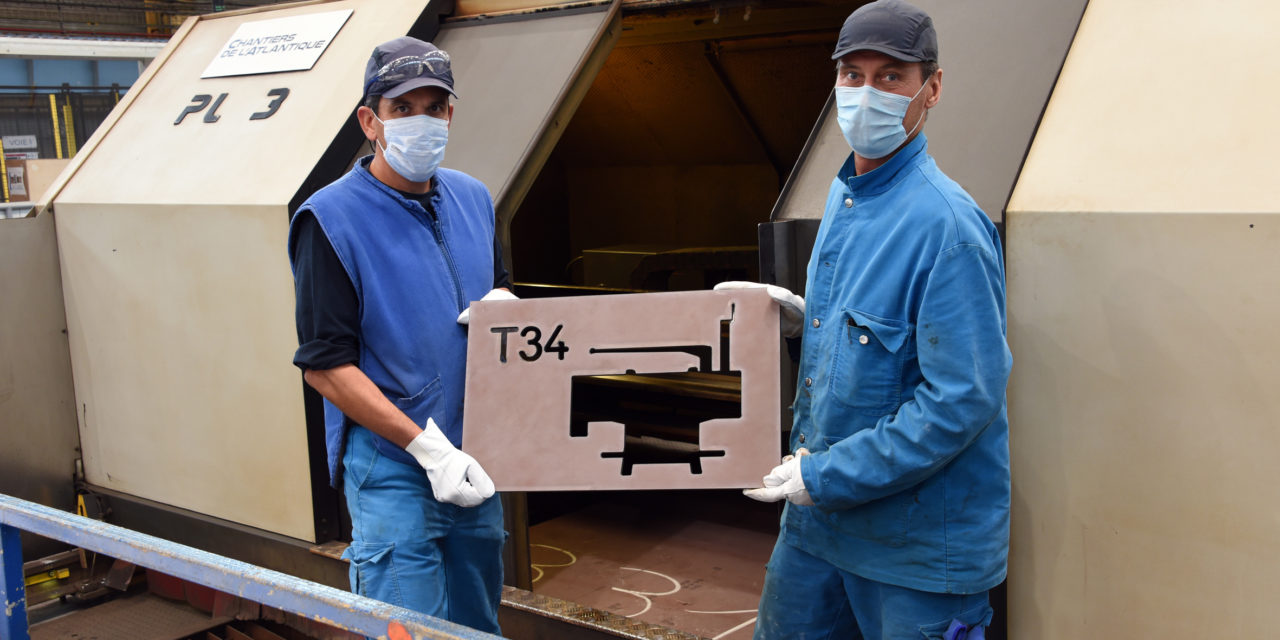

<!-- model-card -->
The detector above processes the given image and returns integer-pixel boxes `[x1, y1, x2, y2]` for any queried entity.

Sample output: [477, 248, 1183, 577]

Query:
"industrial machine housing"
[3, 0, 1276, 637]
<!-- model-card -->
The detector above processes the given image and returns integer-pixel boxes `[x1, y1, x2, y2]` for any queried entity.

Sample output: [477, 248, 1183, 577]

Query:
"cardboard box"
[25, 159, 72, 203]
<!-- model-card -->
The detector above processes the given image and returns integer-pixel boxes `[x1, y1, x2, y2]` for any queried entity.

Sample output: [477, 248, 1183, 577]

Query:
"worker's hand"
[456, 288, 518, 325]
[405, 418, 495, 507]
[744, 448, 813, 506]
[713, 281, 805, 338]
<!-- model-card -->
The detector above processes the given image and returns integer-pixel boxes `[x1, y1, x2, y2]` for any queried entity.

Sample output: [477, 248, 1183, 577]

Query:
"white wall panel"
[0, 215, 78, 518]
[1007, 1, 1280, 636]
[58, 202, 312, 540]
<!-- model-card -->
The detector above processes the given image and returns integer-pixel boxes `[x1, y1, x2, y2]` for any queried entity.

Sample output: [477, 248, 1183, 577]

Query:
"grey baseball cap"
[831, 0, 938, 63]
[363, 36, 456, 100]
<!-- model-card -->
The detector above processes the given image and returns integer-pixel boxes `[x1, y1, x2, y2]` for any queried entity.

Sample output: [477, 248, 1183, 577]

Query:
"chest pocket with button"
[828, 308, 912, 414]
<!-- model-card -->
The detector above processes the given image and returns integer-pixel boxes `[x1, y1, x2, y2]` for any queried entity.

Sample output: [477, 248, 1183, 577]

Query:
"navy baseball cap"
[363, 36, 456, 100]
[831, 0, 938, 63]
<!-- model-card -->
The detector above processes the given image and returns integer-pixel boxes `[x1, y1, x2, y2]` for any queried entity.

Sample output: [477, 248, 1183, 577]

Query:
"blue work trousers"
[341, 426, 505, 634]
[754, 539, 992, 640]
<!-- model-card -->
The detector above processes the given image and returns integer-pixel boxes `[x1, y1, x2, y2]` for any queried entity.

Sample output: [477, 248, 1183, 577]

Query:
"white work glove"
[456, 288, 518, 325]
[713, 281, 805, 338]
[744, 448, 813, 506]
[404, 418, 495, 507]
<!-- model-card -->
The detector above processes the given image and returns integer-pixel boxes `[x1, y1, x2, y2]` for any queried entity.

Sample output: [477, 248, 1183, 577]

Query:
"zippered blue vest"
[290, 157, 496, 485]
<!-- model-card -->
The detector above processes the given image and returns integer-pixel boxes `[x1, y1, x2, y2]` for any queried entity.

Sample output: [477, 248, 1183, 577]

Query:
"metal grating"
[29, 592, 232, 640]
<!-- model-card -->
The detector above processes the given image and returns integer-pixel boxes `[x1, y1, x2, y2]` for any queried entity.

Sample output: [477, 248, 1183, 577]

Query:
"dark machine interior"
[504, 0, 848, 534]
[510, 4, 842, 296]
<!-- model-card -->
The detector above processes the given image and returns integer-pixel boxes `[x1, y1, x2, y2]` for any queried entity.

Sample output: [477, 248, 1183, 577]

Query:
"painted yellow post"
[62, 102, 78, 157]
[49, 94, 63, 159]
[144, 0, 162, 35]
[0, 139, 9, 202]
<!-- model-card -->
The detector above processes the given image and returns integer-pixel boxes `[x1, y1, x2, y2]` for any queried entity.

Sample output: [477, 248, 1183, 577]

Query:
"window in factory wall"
[509, 31, 835, 292]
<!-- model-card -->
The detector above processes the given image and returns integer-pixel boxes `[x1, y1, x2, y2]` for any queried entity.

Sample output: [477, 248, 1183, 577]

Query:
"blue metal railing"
[0, 493, 503, 640]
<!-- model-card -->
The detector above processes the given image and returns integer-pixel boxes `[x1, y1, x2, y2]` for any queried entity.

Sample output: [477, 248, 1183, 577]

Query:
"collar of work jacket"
[839, 132, 930, 198]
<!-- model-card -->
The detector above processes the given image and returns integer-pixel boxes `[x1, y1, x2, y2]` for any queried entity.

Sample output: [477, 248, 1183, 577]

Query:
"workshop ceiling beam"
[0, 36, 166, 60]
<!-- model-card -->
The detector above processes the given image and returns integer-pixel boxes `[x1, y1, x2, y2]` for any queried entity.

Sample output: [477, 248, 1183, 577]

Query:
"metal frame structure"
[0, 36, 166, 60]
[0, 493, 501, 640]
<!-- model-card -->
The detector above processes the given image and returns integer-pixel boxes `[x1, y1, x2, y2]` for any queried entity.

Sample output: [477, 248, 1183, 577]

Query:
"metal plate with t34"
[461, 288, 780, 491]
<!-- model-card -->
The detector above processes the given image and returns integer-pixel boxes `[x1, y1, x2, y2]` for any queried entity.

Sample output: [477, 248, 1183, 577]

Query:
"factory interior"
[5, 0, 1278, 638]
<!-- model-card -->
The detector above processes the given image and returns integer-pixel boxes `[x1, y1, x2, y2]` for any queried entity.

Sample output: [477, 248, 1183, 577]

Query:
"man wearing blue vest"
[723, 2, 1012, 638]
[288, 36, 514, 633]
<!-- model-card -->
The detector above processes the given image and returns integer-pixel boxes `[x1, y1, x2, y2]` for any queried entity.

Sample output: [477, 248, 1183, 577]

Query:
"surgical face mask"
[374, 113, 449, 183]
[835, 78, 930, 159]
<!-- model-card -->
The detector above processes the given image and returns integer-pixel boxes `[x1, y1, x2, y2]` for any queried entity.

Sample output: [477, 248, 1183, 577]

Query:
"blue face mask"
[835, 78, 930, 159]
[374, 113, 449, 183]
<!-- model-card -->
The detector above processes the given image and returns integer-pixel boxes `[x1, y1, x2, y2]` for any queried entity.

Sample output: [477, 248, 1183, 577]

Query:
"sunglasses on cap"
[364, 51, 453, 97]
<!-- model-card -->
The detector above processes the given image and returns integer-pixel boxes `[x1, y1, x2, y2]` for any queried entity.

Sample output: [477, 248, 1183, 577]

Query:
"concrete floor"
[529, 491, 780, 639]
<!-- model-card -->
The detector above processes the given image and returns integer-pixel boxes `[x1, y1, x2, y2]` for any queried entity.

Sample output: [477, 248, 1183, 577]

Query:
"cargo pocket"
[828, 309, 912, 414]
[830, 488, 913, 548]
[343, 541, 402, 606]
[917, 601, 993, 639]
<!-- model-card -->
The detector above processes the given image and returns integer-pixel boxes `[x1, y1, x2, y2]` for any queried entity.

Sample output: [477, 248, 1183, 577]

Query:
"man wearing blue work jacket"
[288, 37, 516, 633]
[719, 2, 1012, 638]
